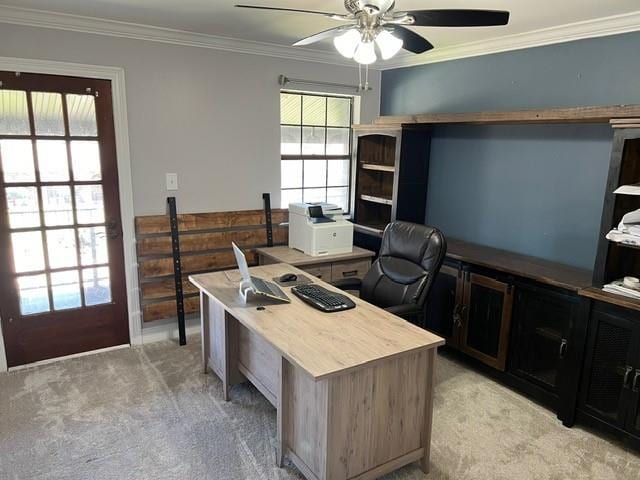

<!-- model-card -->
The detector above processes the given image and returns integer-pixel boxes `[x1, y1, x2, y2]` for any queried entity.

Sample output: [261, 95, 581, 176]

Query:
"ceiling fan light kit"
[236, 1, 510, 66]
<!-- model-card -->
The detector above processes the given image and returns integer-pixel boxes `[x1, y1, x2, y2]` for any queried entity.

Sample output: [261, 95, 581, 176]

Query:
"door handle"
[342, 270, 358, 277]
[633, 370, 640, 393]
[559, 339, 568, 359]
[105, 219, 120, 240]
[452, 304, 461, 327]
[623, 366, 634, 389]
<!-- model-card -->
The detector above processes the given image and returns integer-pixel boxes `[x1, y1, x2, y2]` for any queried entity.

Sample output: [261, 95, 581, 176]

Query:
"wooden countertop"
[445, 238, 593, 292]
[190, 263, 443, 380]
[255, 245, 375, 266]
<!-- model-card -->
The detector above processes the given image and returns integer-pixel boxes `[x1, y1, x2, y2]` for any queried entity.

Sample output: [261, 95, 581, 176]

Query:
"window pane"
[70, 140, 101, 181]
[304, 160, 327, 188]
[67, 94, 98, 137]
[326, 128, 350, 155]
[17, 274, 49, 315]
[52, 270, 82, 310]
[302, 96, 326, 126]
[281, 93, 301, 125]
[303, 187, 326, 204]
[327, 187, 349, 211]
[42, 186, 73, 226]
[281, 160, 302, 189]
[37, 140, 69, 182]
[83, 266, 111, 306]
[0, 139, 35, 183]
[79, 227, 108, 265]
[46, 229, 78, 269]
[0, 90, 30, 135]
[32, 92, 65, 136]
[327, 97, 351, 127]
[302, 127, 325, 155]
[5, 187, 40, 228]
[327, 159, 350, 186]
[12, 231, 45, 273]
[281, 189, 302, 208]
[281, 126, 301, 155]
[75, 185, 105, 224]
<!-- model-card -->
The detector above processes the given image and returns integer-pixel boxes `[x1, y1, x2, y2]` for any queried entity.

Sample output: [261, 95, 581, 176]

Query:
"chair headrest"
[379, 221, 445, 271]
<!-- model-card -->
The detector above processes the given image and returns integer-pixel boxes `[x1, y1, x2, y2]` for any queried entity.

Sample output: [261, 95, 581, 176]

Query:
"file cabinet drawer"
[300, 264, 332, 281]
[331, 259, 371, 281]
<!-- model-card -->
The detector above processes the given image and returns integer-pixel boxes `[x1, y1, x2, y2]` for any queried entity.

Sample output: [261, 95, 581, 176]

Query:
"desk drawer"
[300, 264, 332, 281]
[331, 259, 370, 281]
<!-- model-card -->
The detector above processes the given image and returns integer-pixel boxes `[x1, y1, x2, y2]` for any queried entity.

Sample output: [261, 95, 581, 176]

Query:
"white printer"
[288, 202, 354, 256]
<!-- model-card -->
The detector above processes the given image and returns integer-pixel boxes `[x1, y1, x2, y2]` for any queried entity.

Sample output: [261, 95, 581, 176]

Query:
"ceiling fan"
[235, 1, 510, 65]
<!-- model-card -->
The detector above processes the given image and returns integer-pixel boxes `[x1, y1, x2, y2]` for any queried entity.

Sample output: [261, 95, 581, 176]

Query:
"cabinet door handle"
[633, 370, 640, 393]
[342, 270, 358, 277]
[559, 339, 568, 359]
[623, 366, 634, 389]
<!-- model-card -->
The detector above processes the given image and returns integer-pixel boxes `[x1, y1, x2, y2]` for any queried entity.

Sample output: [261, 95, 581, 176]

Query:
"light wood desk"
[190, 263, 443, 480]
[256, 246, 375, 282]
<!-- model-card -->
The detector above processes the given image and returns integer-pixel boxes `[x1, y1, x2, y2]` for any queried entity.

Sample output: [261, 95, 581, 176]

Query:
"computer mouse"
[279, 273, 298, 283]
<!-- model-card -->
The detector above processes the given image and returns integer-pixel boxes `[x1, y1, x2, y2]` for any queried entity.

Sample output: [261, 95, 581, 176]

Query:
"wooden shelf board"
[354, 223, 385, 237]
[579, 287, 640, 312]
[361, 163, 395, 173]
[360, 194, 393, 206]
[374, 104, 640, 126]
[609, 240, 640, 251]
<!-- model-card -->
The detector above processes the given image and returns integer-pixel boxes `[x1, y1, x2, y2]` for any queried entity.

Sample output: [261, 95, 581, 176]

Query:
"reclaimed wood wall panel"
[136, 208, 288, 323]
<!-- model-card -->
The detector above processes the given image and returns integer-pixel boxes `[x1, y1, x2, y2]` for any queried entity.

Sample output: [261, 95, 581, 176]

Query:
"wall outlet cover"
[166, 173, 178, 191]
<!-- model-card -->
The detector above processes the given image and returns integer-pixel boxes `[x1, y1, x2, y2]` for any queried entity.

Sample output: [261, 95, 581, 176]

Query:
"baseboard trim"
[7, 344, 130, 372]
[141, 317, 200, 344]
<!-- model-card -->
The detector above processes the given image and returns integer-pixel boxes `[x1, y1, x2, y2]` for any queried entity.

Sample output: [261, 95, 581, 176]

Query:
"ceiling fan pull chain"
[358, 63, 363, 91]
[365, 64, 370, 91]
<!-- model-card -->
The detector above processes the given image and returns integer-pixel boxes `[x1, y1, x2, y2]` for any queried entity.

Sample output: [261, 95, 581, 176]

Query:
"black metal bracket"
[167, 197, 186, 346]
[263, 193, 273, 247]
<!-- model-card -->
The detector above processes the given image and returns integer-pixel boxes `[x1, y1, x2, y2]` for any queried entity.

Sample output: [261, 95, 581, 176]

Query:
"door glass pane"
[51, 270, 82, 310]
[326, 128, 350, 155]
[0, 90, 30, 135]
[75, 185, 105, 224]
[327, 159, 350, 186]
[79, 227, 108, 265]
[66, 94, 98, 136]
[5, 187, 40, 228]
[304, 160, 327, 188]
[11, 231, 45, 273]
[302, 96, 326, 126]
[327, 97, 351, 127]
[467, 283, 504, 358]
[302, 127, 325, 155]
[280, 93, 301, 125]
[327, 187, 349, 211]
[31, 92, 65, 136]
[17, 274, 50, 315]
[36, 140, 69, 182]
[82, 266, 111, 306]
[70, 140, 101, 181]
[281, 126, 301, 155]
[0, 139, 35, 183]
[281, 160, 302, 189]
[42, 186, 73, 226]
[303, 187, 326, 203]
[281, 189, 302, 208]
[46, 229, 78, 269]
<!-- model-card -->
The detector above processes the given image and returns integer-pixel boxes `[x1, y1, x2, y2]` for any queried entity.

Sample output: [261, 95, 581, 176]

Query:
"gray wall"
[381, 32, 640, 270]
[0, 23, 380, 216]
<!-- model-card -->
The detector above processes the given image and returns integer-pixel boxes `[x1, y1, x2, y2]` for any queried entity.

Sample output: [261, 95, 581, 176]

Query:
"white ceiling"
[1, 1, 640, 67]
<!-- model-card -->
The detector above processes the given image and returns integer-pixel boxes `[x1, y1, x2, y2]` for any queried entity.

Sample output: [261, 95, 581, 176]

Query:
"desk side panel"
[326, 349, 429, 479]
[238, 323, 280, 402]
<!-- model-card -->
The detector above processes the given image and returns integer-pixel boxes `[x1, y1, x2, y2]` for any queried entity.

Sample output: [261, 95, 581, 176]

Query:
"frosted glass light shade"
[375, 30, 403, 60]
[353, 40, 377, 65]
[333, 29, 360, 58]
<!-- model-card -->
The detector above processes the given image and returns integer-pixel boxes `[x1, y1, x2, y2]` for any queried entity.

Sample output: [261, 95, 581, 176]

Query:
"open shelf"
[361, 163, 395, 173]
[608, 240, 640, 250]
[360, 194, 393, 206]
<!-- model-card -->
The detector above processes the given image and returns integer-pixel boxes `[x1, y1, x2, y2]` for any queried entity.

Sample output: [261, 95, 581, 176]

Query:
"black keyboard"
[291, 284, 355, 312]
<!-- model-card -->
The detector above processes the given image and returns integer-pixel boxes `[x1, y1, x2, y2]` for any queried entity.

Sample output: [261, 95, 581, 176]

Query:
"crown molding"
[380, 10, 640, 70]
[0, 4, 368, 69]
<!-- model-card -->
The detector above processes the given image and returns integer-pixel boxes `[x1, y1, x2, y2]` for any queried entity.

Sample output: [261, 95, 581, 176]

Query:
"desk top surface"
[190, 263, 443, 380]
[255, 245, 375, 266]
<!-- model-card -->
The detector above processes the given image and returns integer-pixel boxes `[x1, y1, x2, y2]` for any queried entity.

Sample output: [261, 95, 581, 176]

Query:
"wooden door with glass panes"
[0, 71, 129, 367]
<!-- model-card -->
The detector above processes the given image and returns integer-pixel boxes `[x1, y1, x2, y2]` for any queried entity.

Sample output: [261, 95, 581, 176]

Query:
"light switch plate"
[166, 173, 178, 191]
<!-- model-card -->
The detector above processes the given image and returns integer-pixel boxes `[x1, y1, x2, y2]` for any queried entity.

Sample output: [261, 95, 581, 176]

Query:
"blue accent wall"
[381, 32, 640, 270]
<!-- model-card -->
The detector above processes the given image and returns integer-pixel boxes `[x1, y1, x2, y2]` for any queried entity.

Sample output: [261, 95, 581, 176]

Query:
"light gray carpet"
[1, 336, 639, 480]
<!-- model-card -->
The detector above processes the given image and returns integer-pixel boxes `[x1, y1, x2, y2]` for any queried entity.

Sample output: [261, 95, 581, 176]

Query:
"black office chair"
[334, 221, 447, 326]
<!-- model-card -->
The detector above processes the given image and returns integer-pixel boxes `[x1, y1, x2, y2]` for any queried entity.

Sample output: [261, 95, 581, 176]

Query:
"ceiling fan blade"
[293, 27, 349, 47]
[406, 9, 510, 27]
[235, 5, 346, 19]
[392, 26, 434, 54]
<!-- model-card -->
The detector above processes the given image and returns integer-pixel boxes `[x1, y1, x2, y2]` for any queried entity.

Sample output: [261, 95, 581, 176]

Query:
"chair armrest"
[385, 304, 423, 320]
[331, 277, 363, 292]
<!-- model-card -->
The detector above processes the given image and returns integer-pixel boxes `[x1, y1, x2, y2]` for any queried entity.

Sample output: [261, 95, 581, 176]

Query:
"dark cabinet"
[425, 264, 463, 341]
[579, 302, 640, 436]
